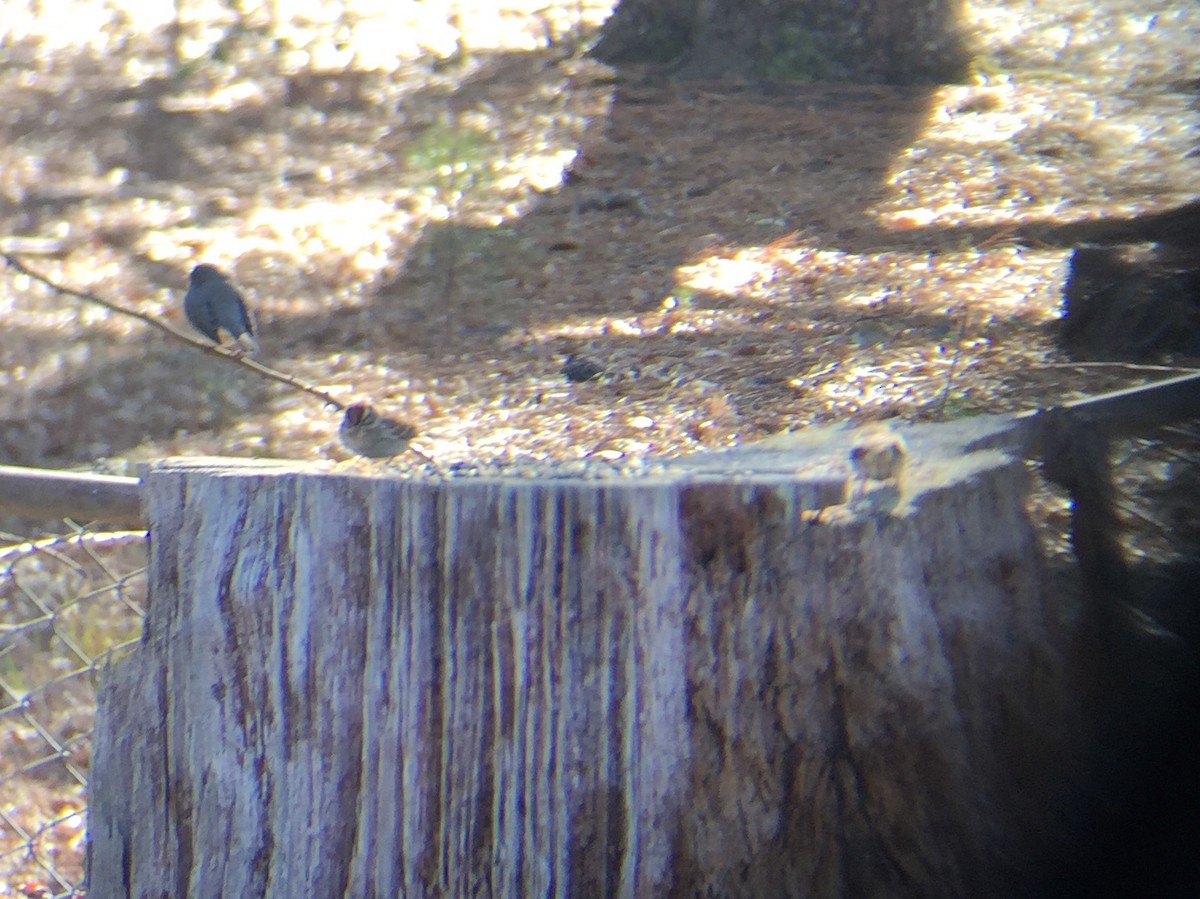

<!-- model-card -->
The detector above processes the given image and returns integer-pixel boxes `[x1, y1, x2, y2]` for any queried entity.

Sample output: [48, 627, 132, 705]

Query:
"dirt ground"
[0, 0, 1197, 476]
[1, 0, 1199, 893]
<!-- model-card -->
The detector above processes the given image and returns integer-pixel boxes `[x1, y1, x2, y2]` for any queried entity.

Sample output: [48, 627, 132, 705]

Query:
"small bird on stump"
[339, 403, 419, 458]
[850, 429, 908, 482]
[848, 426, 908, 513]
[183, 263, 259, 356]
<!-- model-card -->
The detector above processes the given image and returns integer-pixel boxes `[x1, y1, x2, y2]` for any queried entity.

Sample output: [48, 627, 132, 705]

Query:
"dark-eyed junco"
[184, 263, 259, 355]
[561, 353, 604, 383]
[339, 403, 419, 458]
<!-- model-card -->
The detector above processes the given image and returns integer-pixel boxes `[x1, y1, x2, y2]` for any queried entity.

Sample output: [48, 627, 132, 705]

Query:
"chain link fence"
[1113, 421, 1200, 577]
[0, 527, 147, 899]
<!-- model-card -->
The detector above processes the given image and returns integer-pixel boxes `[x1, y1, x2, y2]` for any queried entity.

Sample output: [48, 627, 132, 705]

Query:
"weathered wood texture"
[88, 418, 1086, 898]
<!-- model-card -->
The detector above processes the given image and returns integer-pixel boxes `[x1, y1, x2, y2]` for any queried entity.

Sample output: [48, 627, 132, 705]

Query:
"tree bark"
[88, 417, 1090, 898]
[592, 0, 971, 85]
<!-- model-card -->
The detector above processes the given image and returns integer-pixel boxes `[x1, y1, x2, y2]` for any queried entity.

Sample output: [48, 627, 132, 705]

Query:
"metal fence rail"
[0, 528, 147, 898]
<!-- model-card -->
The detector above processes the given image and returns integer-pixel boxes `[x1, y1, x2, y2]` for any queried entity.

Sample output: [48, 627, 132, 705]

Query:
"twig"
[933, 303, 972, 418]
[2, 252, 347, 410]
[237, 357, 347, 410]
[1, 255, 447, 464]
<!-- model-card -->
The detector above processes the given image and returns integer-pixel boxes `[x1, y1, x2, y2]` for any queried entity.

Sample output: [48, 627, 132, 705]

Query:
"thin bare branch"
[2, 253, 347, 410]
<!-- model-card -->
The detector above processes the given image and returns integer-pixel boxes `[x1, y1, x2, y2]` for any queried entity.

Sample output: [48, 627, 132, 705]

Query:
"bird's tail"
[215, 327, 260, 357]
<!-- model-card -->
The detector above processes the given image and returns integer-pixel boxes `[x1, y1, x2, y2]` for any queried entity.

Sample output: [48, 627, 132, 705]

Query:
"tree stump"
[87, 417, 1088, 898]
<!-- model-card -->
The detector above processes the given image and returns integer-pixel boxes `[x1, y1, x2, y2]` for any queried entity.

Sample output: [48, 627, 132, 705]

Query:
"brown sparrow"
[850, 429, 907, 482]
[339, 403, 419, 458]
[848, 426, 908, 513]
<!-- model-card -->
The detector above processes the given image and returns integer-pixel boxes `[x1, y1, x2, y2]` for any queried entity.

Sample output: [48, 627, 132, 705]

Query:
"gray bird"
[183, 263, 259, 355]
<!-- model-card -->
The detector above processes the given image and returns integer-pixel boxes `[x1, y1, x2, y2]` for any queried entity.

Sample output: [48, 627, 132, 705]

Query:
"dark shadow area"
[1032, 412, 1200, 898]
[1061, 244, 1200, 360]
[591, 0, 971, 85]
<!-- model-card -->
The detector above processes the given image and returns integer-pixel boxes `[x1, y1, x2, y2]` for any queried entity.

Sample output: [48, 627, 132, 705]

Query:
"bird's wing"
[184, 288, 220, 340]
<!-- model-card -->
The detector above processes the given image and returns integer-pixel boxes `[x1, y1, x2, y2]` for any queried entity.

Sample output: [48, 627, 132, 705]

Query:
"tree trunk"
[592, 0, 971, 84]
[87, 417, 1091, 898]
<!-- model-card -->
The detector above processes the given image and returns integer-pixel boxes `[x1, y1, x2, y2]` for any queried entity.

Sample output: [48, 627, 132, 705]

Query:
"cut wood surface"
[88, 416, 1089, 898]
